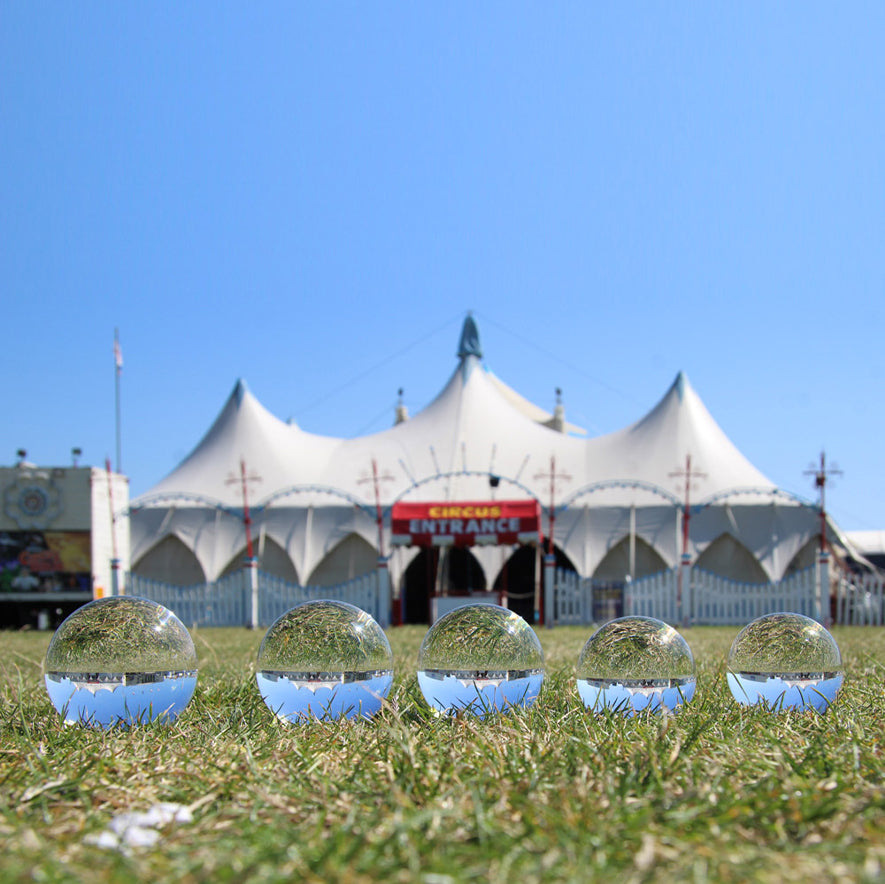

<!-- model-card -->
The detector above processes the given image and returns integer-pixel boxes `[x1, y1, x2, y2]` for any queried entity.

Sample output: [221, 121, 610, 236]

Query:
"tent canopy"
[131, 315, 824, 585]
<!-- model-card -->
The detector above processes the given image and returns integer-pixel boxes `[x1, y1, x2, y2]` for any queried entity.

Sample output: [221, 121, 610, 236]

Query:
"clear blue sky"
[2, 4, 883, 531]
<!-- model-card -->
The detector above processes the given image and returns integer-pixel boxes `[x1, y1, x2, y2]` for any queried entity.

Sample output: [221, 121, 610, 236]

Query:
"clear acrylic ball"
[256, 600, 393, 721]
[44, 596, 197, 727]
[727, 612, 843, 712]
[416, 603, 545, 717]
[576, 616, 696, 715]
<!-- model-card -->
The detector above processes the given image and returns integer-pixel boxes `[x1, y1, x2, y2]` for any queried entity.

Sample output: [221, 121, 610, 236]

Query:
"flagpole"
[114, 328, 122, 474]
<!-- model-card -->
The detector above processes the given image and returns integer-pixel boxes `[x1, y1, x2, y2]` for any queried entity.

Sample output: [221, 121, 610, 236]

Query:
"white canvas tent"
[129, 315, 844, 617]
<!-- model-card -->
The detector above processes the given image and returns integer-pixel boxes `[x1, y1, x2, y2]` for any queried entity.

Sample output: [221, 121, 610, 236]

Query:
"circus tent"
[128, 315, 841, 620]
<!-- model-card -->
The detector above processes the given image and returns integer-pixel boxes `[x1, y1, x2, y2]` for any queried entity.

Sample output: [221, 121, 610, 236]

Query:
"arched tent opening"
[492, 545, 541, 623]
[307, 533, 377, 586]
[256, 535, 299, 583]
[133, 535, 206, 586]
[440, 547, 486, 593]
[784, 537, 819, 578]
[219, 536, 302, 582]
[555, 487, 681, 580]
[220, 547, 250, 579]
[592, 535, 668, 582]
[401, 547, 487, 625]
[549, 545, 578, 573]
[695, 534, 768, 583]
[402, 551, 432, 625]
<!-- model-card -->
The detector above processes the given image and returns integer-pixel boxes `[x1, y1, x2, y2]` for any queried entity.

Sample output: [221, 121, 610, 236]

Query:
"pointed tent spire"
[394, 387, 409, 425]
[673, 371, 687, 402]
[457, 313, 483, 360]
[550, 387, 565, 433]
[233, 378, 250, 405]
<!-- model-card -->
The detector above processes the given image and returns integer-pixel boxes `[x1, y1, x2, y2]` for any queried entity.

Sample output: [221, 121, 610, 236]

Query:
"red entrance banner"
[390, 500, 541, 548]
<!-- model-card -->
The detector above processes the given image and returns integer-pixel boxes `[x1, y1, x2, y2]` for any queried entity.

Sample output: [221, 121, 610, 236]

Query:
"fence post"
[680, 558, 692, 626]
[834, 572, 843, 625]
[376, 557, 391, 628]
[816, 551, 830, 625]
[544, 555, 555, 628]
[246, 557, 259, 629]
[867, 574, 882, 626]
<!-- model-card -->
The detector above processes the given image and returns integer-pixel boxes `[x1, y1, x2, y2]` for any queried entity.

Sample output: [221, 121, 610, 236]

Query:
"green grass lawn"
[3, 625, 885, 883]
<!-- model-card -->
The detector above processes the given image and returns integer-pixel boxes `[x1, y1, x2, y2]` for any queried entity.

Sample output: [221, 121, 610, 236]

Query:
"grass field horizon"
[3, 624, 885, 882]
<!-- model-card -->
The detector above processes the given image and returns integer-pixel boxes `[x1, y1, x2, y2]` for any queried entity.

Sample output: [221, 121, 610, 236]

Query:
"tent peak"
[394, 387, 409, 425]
[672, 371, 688, 401]
[232, 378, 250, 405]
[457, 313, 483, 361]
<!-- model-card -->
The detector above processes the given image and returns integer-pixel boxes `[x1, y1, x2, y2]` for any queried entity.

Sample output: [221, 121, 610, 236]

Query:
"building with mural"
[0, 460, 129, 628]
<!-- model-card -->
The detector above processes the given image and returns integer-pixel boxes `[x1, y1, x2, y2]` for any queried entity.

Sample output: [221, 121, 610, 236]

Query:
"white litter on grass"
[85, 802, 194, 854]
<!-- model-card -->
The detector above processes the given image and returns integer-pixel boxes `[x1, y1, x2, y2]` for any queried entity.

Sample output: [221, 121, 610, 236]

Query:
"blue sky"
[2, 4, 883, 530]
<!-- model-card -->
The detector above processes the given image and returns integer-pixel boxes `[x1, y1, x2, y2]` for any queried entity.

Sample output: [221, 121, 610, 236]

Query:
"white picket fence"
[552, 565, 824, 626]
[127, 564, 885, 630]
[549, 569, 594, 625]
[689, 567, 817, 624]
[127, 569, 388, 628]
[835, 572, 885, 626]
[624, 571, 679, 623]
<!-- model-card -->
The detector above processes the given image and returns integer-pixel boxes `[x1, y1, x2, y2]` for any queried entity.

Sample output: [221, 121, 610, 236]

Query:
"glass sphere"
[416, 603, 544, 717]
[727, 612, 843, 712]
[576, 616, 696, 715]
[44, 596, 197, 727]
[256, 600, 393, 721]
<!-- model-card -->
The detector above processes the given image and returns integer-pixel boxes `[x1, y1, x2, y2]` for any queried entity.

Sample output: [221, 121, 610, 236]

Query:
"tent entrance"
[492, 545, 541, 624]
[401, 545, 544, 626]
[401, 547, 488, 625]
[392, 500, 542, 625]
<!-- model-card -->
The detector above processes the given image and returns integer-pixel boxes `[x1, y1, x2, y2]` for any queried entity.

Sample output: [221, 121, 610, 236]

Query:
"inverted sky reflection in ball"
[44, 596, 198, 727]
[727, 612, 843, 712]
[417, 603, 545, 717]
[256, 600, 394, 721]
[576, 616, 696, 715]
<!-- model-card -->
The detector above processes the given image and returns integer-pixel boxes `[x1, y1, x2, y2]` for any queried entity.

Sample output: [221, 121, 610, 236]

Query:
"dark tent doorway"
[402, 547, 487, 625]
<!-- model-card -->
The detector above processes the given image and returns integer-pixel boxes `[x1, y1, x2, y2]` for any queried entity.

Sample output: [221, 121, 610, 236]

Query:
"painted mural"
[0, 530, 91, 594]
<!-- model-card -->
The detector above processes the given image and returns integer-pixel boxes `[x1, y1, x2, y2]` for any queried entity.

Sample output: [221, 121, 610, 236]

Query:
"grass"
[2, 625, 885, 883]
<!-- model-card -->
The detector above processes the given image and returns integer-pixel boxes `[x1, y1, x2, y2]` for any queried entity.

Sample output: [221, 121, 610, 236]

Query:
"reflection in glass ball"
[256, 600, 393, 721]
[44, 596, 198, 727]
[727, 612, 843, 712]
[576, 616, 696, 715]
[417, 604, 544, 717]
